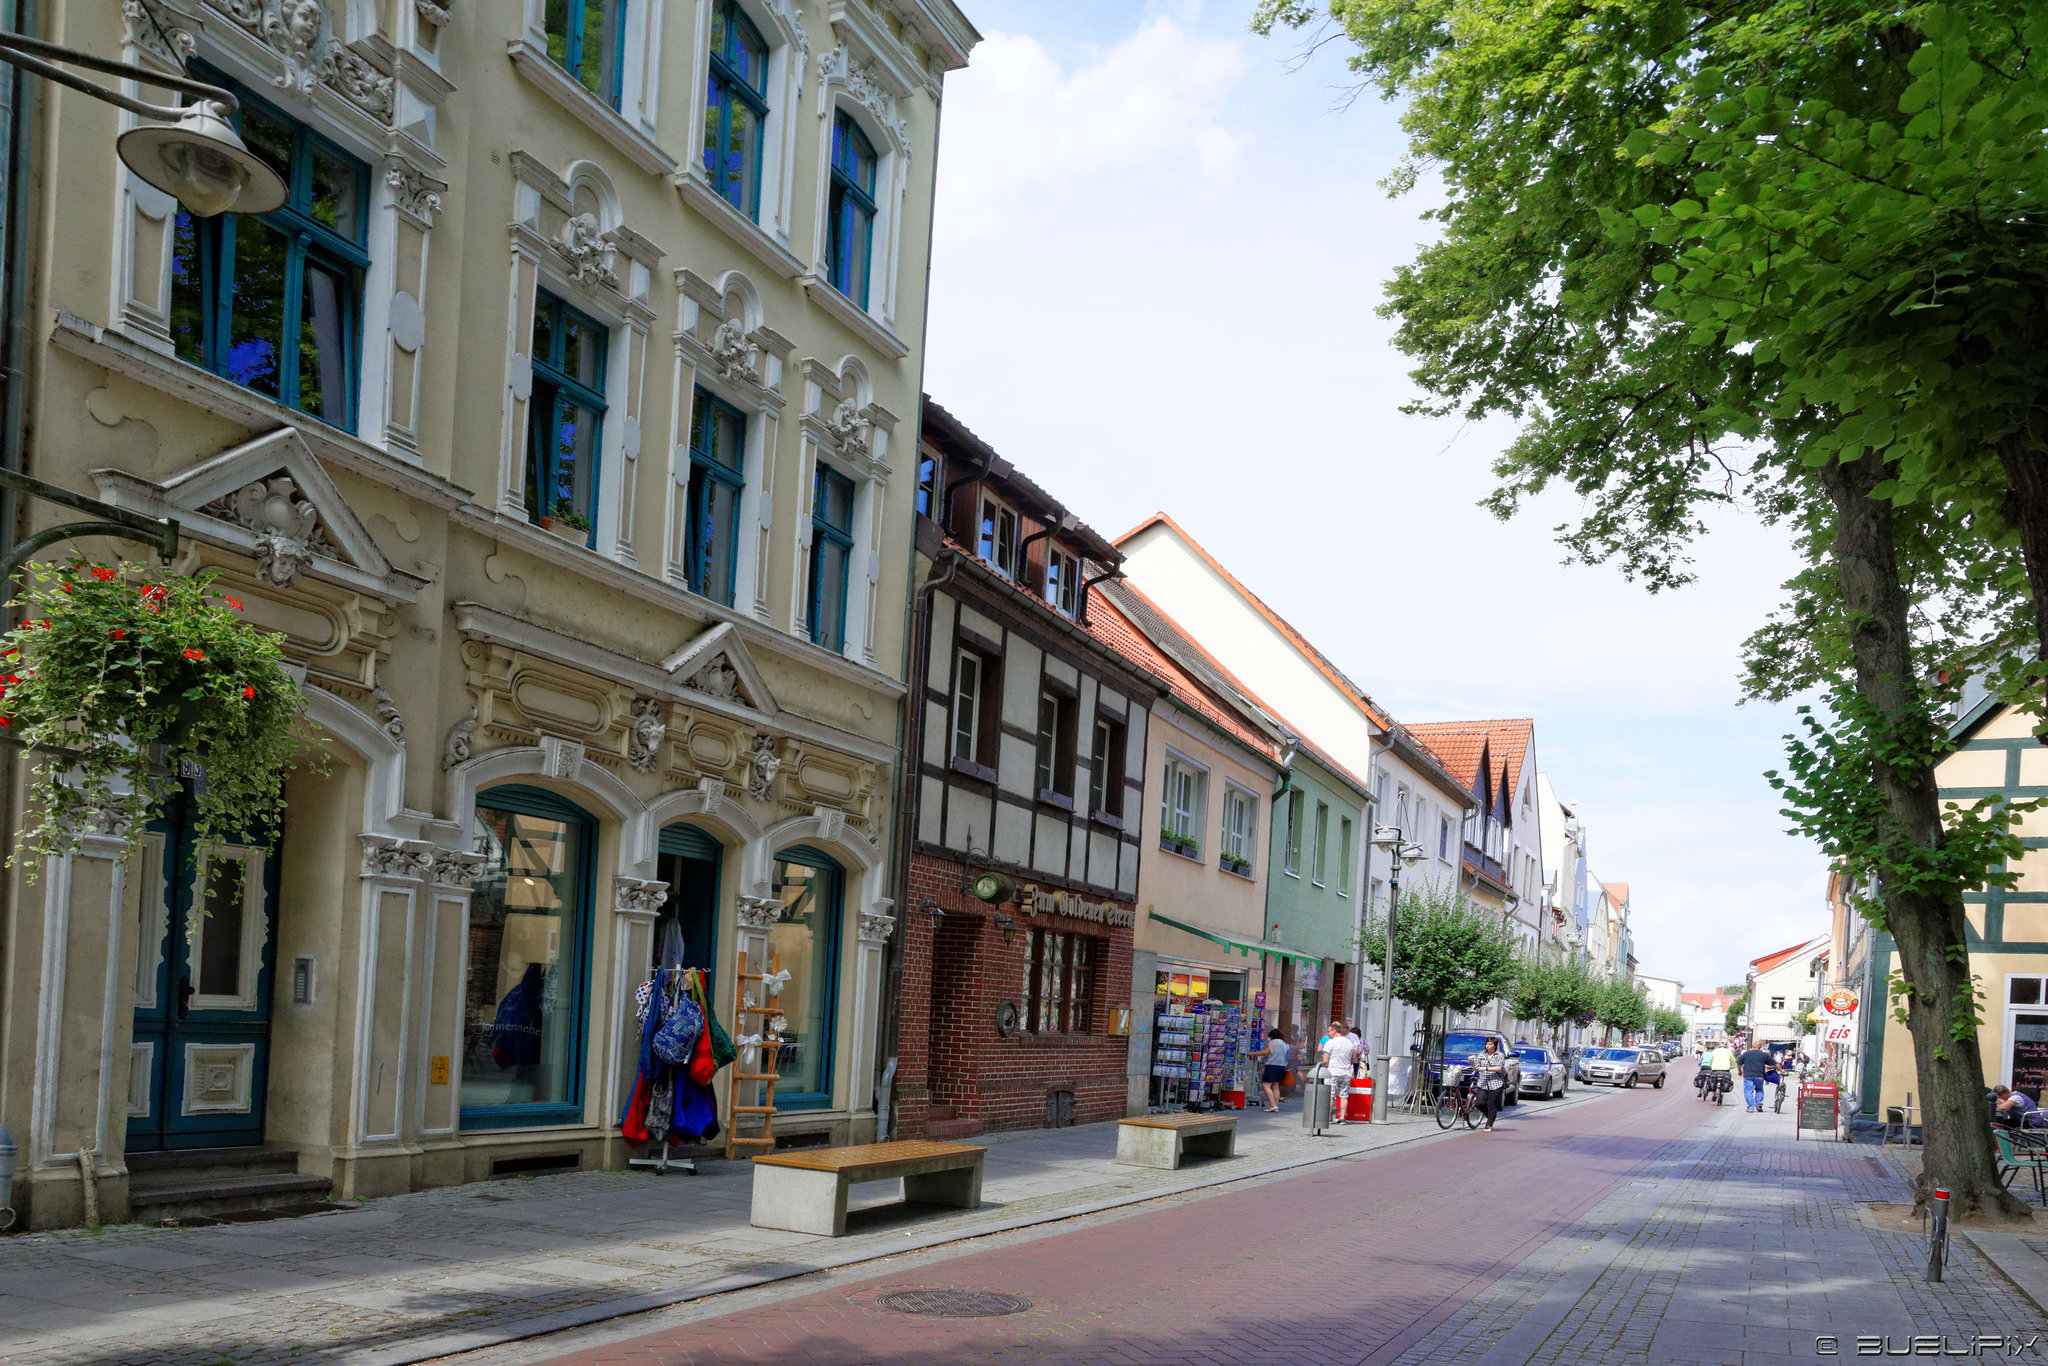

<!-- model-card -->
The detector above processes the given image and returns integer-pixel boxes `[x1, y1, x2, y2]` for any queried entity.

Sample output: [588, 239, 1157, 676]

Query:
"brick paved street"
[459, 1063, 2045, 1366]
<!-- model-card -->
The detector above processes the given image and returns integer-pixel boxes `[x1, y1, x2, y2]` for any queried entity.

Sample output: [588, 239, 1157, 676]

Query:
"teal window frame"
[686, 388, 749, 605]
[544, 0, 628, 109]
[169, 74, 367, 431]
[460, 785, 597, 1133]
[826, 110, 877, 308]
[771, 846, 843, 1110]
[702, 0, 770, 218]
[808, 462, 855, 652]
[526, 290, 610, 548]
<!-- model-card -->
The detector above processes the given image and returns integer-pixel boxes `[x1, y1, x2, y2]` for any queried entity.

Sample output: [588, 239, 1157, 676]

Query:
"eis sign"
[1821, 988, 1859, 1045]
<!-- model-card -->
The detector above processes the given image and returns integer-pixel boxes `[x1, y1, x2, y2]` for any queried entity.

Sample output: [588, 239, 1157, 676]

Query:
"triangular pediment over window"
[661, 622, 778, 716]
[93, 428, 419, 603]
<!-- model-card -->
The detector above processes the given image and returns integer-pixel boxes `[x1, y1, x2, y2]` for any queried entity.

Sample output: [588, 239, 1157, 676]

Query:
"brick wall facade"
[895, 850, 1137, 1139]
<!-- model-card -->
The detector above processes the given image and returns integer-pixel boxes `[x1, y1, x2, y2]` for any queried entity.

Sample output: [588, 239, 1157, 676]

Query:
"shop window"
[1089, 715, 1127, 818]
[768, 848, 843, 1109]
[170, 78, 366, 430]
[702, 0, 769, 217]
[1034, 688, 1075, 801]
[826, 110, 877, 308]
[686, 388, 747, 605]
[1023, 930, 1095, 1034]
[545, 0, 628, 108]
[808, 463, 855, 653]
[526, 290, 609, 545]
[462, 786, 595, 1129]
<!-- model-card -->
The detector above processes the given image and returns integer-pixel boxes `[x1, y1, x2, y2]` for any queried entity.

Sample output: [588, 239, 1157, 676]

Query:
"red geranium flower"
[182, 647, 204, 661]
[226, 597, 244, 611]
[109, 628, 126, 640]
[90, 566, 117, 582]
[242, 686, 255, 699]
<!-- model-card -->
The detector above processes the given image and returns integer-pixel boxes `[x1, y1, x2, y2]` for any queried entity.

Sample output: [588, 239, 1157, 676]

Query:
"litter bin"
[1301, 1080, 1333, 1133]
[1343, 1077, 1374, 1122]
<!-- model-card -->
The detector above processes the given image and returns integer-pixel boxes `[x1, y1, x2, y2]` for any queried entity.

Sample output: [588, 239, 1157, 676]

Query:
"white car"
[1582, 1046, 1667, 1088]
[1515, 1046, 1568, 1099]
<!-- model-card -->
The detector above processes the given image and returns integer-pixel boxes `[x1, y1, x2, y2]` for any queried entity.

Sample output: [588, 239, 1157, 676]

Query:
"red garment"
[622, 1075, 652, 1145]
[688, 1016, 715, 1085]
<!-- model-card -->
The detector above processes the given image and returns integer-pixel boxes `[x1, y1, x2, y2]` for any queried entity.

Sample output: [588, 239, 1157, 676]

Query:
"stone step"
[128, 1171, 333, 1223]
[128, 1145, 297, 1183]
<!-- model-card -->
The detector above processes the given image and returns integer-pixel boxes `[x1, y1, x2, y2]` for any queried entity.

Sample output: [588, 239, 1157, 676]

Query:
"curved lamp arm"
[0, 29, 238, 121]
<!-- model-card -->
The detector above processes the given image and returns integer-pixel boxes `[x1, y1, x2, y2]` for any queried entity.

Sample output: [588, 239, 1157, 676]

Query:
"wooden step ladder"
[725, 950, 785, 1158]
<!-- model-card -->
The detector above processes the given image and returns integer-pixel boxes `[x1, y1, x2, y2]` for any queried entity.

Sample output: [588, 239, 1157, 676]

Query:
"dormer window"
[915, 453, 940, 518]
[978, 495, 1019, 579]
[1045, 547, 1080, 617]
[703, 0, 770, 217]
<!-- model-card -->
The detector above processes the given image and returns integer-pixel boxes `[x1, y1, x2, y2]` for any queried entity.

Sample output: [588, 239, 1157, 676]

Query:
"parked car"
[1659, 1041, 1683, 1061]
[1581, 1046, 1668, 1088]
[1424, 1029, 1523, 1104]
[1515, 1045, 1568, 1099]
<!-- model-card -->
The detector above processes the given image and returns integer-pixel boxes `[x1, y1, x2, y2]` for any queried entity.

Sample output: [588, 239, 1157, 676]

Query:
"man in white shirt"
[1322, 1023, 1360, 1124]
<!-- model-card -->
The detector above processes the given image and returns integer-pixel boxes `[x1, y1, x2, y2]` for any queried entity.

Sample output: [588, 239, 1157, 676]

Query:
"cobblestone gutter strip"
[344, 1114, 1474, 1366]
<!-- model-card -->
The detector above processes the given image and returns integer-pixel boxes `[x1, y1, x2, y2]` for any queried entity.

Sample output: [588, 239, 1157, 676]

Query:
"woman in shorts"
[1255, 1029, 1290, 1112]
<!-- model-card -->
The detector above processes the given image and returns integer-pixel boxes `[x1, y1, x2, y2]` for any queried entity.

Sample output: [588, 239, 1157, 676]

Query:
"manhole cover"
[875, 1289, 1032, 1318]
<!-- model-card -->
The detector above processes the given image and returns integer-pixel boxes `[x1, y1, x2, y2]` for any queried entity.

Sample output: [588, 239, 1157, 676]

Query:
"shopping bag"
[688, 1016, 716, 1085]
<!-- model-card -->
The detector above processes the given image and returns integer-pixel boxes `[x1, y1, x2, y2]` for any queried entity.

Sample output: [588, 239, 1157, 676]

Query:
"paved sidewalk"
[0, 1089, 1596, 1366]
[1390, 1087, 2038, 1364]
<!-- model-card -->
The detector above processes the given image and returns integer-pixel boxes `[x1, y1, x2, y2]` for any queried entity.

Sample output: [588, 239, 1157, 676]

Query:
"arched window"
[703, 0, 771, 218]
[462, 785, 597, 1129]
[767, 846, 843, 1109]
[826, 111, 877, 307]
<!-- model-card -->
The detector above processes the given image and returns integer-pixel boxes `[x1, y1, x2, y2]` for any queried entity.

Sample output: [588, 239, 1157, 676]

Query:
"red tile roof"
[1603, 882, 1630, 907]
[1115, 513, 1392, 731]
[1407, 719, 1535, 805]
[1405, 723, 1487, 791]
[1682, 991, 1735, 1011]
[1749, 936, 1828, 975]
[1086, 591, 1279, 762]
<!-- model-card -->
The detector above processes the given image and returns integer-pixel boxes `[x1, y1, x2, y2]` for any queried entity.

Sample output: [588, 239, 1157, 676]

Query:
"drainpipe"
[1075, 563, 1122, 626]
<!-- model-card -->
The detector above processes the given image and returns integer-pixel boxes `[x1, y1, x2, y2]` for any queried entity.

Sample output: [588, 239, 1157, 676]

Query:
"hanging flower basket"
[0, 561, 315, 869]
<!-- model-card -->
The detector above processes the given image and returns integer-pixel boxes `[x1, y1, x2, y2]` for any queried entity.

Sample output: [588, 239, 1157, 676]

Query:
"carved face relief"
[627, 698, 667, 774]
[746, 734, 782, 801]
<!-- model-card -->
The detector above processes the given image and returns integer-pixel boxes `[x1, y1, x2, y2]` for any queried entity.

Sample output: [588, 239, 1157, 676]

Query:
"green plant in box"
[0, 561, 315, 869]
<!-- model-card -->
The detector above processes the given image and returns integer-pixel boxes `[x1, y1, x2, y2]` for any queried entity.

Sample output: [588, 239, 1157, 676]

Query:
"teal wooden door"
[128, 792, 280, 1151]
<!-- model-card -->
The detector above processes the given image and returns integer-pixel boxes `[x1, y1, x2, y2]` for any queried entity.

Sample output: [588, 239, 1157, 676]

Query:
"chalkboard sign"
[2013, 1034, 2048, 1100]
[1796, 1082, 1838, 1141]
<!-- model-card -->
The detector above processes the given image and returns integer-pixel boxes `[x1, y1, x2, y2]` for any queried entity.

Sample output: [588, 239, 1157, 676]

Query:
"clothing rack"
[629, 965, 698, 1176]
[724, 950, 784, 1159]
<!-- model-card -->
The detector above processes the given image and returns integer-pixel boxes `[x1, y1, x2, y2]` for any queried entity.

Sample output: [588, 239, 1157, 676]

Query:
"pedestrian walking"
[1737, 1042, 1773, 1111]
[1255, 1029, 1290, 1113]
[1468, 1036, 1511, 1131]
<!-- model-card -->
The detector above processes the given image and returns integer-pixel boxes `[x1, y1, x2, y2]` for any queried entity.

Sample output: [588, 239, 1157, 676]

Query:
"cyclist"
[1702, 1041, 1737, 1102]
[1468, 1036, 1511, 1132]
[1766, 1054, 1786, 1112]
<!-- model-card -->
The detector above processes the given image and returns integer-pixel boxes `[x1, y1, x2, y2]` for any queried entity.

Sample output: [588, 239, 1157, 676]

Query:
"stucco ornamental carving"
[614, 877, 669, 915]
[745, 734, 782, 801]
[626, 698, 667, 774]
[371, 684, 405, 746]
[216, 0, 395, 121]
[696, 775, 727, 816]
[709, 317, 757, 384]
[685, 656, 746, 705]
[859, 913, 896, 943]
[555, 212, 618, 289]
[735, 895, 782, 929]
[385, 163, 445, 226]
[203, 474, 330, 588]
[826, 399, 872, 459]
[442, 704, 478, 771]
[415, 0, 451, 27]
[428, 846, 487, 887]
[361, 835, 435, 881]
[539, 735, 587, 780]
[123, 1, 198, 66]
[820, 45, 909, 151]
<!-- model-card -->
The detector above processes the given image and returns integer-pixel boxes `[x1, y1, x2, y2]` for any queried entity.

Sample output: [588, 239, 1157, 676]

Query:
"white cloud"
[935, 19, 1251, 241]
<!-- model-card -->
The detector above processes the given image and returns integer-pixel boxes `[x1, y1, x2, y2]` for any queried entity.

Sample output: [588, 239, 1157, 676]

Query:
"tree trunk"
[1821, 452, 2031, 1220]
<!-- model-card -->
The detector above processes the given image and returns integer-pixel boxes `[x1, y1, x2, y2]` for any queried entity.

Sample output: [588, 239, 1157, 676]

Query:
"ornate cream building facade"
[0, 0, 974, 1229]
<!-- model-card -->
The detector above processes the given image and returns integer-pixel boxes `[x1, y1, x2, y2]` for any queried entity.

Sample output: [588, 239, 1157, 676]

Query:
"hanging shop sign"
[1024, 886, 1136, 928]
[1822, 988, 1859, 1017]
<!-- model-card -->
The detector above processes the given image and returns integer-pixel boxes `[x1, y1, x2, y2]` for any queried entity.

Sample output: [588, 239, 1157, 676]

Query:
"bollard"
[1927, 1186, 1950, 1282]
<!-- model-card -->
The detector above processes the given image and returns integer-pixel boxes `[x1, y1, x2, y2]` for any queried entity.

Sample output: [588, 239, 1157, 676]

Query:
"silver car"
[1582, 1046, 1668, 1088]
[1515, 1046, 1568, 1099]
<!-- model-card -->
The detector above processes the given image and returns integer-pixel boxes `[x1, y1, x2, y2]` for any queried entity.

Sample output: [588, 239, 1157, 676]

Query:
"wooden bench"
[749, 1140, 985, 1237]
[1116, 1113, 1238, 1169]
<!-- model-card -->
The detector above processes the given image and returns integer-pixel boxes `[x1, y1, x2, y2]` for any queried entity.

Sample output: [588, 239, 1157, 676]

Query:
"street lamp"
[1368, 824, 1425, 1126]
[0, 29, 284, 217]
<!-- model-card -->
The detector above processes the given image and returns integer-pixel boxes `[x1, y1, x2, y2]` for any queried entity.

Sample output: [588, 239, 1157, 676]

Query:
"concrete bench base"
[1116, 1115, 1238, 1170]
[750, 1141, 985, 1237]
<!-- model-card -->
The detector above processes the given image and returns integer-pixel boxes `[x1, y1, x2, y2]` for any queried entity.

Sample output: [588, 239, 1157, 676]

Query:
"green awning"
[1148, 911, 1323, 968]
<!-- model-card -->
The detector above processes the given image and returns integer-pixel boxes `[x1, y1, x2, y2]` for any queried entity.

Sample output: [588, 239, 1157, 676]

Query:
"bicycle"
[1773, 1077, 1787, 1113]
[1435, 1079, 1481, 1131]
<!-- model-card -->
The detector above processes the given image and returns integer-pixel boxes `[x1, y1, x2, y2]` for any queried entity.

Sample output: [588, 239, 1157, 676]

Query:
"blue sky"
[920, 1, 1824, 994]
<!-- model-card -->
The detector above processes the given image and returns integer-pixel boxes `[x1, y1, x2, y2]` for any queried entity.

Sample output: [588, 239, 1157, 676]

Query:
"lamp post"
[0, 25, 289, 597]
[1368, 824, 1425, 1125]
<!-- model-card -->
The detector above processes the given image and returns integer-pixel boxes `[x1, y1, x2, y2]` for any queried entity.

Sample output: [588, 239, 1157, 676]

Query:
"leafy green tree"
[1508, 951, 1605, 1058]
[1356, 882, 1519, 1073]
[1596, 980, 1652, 1042]
[1726, 992, 1749, 1040]
[1256, 0, 2038, 1219]
[1718, 984, 1746, 997]
[1651, 1007, 1688, 1040]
